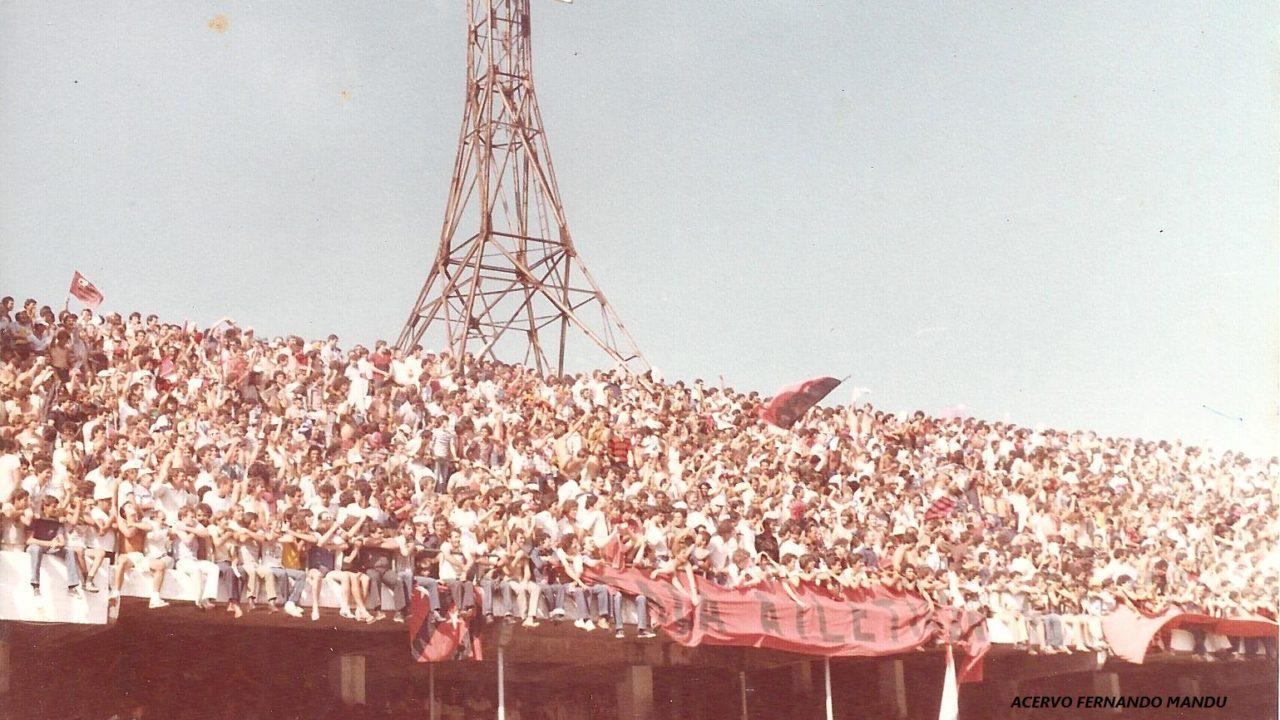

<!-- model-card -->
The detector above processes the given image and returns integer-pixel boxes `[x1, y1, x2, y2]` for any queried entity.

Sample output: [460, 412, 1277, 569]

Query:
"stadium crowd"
[0, 295, 1276, 661]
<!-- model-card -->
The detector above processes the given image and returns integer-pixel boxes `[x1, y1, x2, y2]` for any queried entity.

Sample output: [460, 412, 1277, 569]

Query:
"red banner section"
[1102, 606, 1278, 664]
[588, 567, 988, 681]
[409, 589, 484, 663]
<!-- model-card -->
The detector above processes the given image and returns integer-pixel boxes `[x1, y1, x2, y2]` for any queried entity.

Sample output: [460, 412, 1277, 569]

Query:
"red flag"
[925, 496, 957, 522]
[407, 587, 484, 662]
[1101, 606, 1278, 664]
[158, 357, 179, 381]
[69, 270, 104, 309]
[760, 376, 842, 429]
[601, 530, 627, 569]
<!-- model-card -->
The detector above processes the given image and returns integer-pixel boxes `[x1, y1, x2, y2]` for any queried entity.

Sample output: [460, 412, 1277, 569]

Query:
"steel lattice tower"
[397, 0, 646, 375]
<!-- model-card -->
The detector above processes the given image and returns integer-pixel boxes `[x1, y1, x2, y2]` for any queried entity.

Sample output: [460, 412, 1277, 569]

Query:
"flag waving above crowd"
[68, 270, 104, 309]
[760, 375, 843, 429]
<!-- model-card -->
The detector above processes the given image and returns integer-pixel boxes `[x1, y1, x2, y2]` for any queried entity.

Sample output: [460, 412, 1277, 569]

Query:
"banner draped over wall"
[587, 567, 989, 682]
[1102, 606, 1278, 664]
[407, 571, 989, 679]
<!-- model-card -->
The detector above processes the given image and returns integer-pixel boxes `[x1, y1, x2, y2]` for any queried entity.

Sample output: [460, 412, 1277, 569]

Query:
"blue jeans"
[480, 578, 515, 618]
[565, 584, 609, 620]
[272, 567, 306, 605]
[445, 579, 474, 611]
[364, 566, 397, 611]
[611, 590, 650, 630]
[396, 569, 414, 617]
[414, 576, 443, 616]
[216, 561, 243, 602]
[541, 582, 566, 616]
[287, 568, 315, 605]
[433, 458, 451, 494]
[28, 545, 81, 588]
[1043, 614, 1064, 647]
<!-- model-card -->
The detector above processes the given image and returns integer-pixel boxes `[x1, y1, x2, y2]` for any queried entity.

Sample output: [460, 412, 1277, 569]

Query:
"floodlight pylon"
[397, 0, 646, 376]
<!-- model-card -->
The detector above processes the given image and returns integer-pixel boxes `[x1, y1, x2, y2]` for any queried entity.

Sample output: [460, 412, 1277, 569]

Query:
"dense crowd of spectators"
[1, 295, 1276, 660]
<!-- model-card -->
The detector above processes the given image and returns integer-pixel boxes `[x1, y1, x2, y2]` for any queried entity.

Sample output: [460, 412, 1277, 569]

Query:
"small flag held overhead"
[68, 270, 104, 309]
[760, 376, 843, 429]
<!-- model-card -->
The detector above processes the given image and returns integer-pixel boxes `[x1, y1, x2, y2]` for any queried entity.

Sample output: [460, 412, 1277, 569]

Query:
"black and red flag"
[760, 376, 843, 429]
[407, 588, 484, 662]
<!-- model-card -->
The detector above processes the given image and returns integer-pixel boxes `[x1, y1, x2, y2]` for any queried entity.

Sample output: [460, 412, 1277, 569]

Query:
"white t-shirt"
[202, 489, 233, 515]
[344, 360, 373, 405]
[448, 507, 479, 534]
[337, 503, 366, 527]
[51, 446, 73, 488]
[438, 541, 461, 581]
[778, 539, 806, 561]
[175, 530, 201, 562]
[0, 454, 22, 503]
[532, 511, 560, 543]
[686, 510, 712, 533]
[431, 428, 456, 459]
[155, 484, 195, 524]
[145, 523, 171, 560]
[260, 538, 284, 568]
[89, 506, 117, 551]
[557, 478, 582, 504]
[576, 508, 609, 545]
[21, 475, 60, 507]
[0, 510, 26, 550]
[708, 535, 736, 572]
[392, 357, 423, 387]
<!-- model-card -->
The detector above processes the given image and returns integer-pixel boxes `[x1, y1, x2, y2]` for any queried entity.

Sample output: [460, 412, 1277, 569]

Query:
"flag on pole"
[760, 376, 843, 429]
[69, 270, 104, 309]
[938, 644, 959, 720]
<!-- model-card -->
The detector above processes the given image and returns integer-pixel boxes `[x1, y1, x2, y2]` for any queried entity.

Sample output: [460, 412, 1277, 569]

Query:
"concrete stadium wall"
[0, 549, 647, 626]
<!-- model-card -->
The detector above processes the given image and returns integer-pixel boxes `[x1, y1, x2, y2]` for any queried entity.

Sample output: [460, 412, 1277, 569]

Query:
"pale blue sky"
[1, 1, 1276, 455]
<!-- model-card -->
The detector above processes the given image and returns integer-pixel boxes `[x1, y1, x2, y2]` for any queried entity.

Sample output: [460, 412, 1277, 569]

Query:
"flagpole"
[497, 644, 506, 720]
[823, 658, 833, 720]
[938, 643, 959, 720]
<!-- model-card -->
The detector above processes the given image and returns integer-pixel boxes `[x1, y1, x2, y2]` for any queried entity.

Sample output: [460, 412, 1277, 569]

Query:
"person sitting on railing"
[557, 534, 610, 632]
[172, 504, 219, 610]
[25, 494, 84, 598]
[110, 501, 170, 609]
